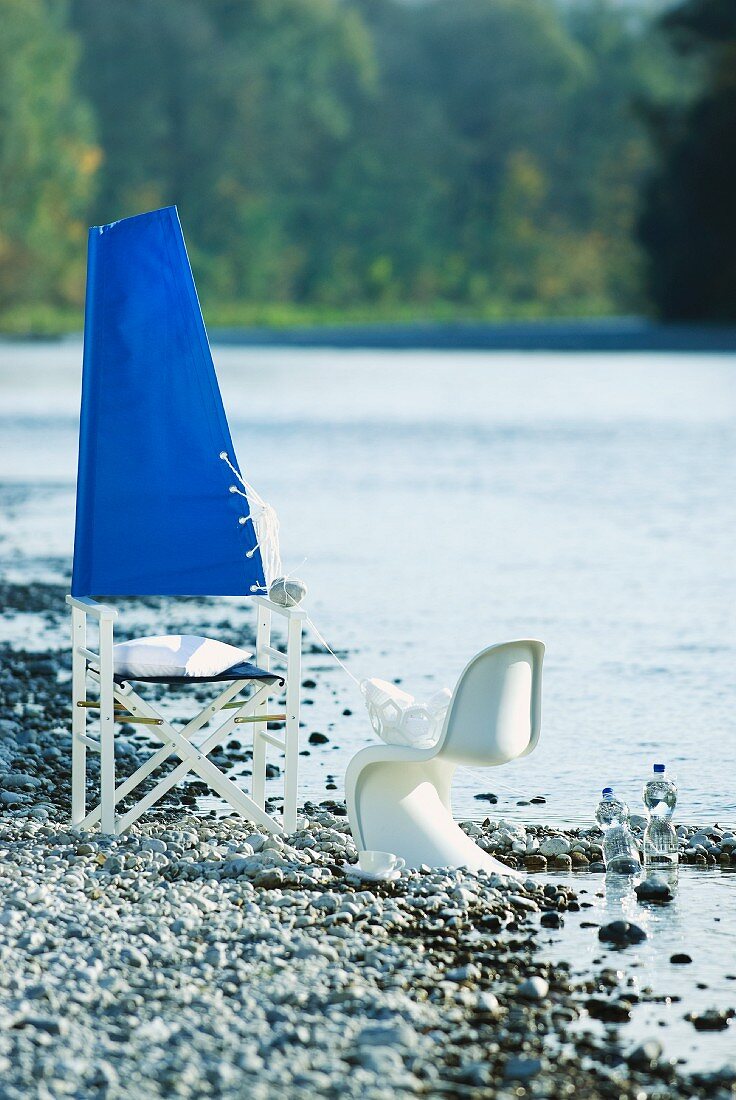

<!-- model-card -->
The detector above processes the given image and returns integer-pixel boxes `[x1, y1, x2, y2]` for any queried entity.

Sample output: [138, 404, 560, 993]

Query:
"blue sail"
[71, 206, 265, 597]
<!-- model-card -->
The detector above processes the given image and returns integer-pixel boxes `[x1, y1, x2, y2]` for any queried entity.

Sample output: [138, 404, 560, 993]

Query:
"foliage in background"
[0, 0, 97, 309]
[0, 0, 711, 329]
[638, 0, 736, 320]
[69, 0, 375, 304]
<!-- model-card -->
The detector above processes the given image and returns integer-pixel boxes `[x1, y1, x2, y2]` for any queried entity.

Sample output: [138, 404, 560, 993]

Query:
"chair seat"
[108, 661, 284, 686]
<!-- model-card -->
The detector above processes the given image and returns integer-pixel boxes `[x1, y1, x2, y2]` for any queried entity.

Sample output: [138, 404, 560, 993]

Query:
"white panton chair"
[346, 640, 544, 877]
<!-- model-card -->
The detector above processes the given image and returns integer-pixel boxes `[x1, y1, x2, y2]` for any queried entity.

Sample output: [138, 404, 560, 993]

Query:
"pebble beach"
[0, 613, 735, 1099]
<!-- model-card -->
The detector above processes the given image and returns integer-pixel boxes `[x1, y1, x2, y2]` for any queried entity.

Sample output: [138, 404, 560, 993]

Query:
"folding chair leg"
[118, 750, 282, 834]
[80, 679, 268, 830]
[98, 617, 117, 833]
[112, 704, 283, 834]
[283, 616, 302, 833]
[252, 603, 272, 810]
[71, 606, 87, 826]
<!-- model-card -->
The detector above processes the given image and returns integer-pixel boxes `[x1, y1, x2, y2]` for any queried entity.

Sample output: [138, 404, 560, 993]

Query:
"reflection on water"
[543, 867, 736, 1071]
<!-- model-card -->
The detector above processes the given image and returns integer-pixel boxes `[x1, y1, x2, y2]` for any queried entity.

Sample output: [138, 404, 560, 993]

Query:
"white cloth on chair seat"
[111, 635, 253, 680]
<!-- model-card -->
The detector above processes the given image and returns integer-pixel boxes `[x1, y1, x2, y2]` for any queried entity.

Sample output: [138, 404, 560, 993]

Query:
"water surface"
[1, 340, 733, 823]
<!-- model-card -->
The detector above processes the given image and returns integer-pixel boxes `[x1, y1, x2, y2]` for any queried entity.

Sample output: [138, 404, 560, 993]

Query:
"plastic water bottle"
[595, 788, 641, 874]
[642, 763, 678, 870]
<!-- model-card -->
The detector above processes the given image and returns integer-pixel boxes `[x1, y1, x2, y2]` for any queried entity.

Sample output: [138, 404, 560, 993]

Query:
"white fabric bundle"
[361, 678, 452, 748]
[112, 635, 252, 679]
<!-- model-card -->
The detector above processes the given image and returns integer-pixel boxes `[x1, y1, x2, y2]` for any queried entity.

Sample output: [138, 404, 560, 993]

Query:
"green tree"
[337, 0, 604, 307]
[638, 0, 736, 320]
[0, 0, 690, 324]
[72, 0, 665, 312]
[312, 0, 462, 304]
[337, 0, 664, 312]
[418, 0, 588, 298]
[0, 0, 97, 309]
[558, 0, 679, 311]
[70, 0, 374, 302]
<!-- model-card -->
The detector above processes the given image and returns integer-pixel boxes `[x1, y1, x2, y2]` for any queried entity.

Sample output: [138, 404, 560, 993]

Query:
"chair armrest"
[66, 595, 118, 622]
[253, 595, 307, 622]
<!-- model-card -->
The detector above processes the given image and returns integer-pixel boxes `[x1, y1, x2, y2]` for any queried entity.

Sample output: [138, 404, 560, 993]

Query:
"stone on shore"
[598, 920, 647, 947]
[636, 876, 674, 904]
[0, 633, 729, 1099]
[517, 976, 549, 1000]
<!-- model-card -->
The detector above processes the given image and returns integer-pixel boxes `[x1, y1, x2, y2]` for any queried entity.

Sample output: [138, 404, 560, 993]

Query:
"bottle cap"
[602, 787, 613, 797]
[653, 763, 665, 773]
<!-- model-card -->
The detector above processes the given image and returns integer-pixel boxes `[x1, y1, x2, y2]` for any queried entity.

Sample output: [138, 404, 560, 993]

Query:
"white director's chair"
[66, 594, 305, 835]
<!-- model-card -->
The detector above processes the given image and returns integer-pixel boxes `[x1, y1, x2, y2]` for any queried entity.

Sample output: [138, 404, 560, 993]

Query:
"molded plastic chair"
[346, 640, 544, 876]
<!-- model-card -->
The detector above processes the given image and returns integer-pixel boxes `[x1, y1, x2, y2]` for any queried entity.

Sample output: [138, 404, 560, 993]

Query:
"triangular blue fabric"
[71, 206, 265, 597]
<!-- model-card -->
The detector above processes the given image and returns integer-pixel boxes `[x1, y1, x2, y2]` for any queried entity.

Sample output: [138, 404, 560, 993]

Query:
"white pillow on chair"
[112, 635, 253, 679]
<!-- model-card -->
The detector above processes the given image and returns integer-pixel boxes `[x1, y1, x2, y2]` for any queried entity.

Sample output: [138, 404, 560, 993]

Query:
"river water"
[1, 340, 734, 822]
[1, 339, 735, 1071]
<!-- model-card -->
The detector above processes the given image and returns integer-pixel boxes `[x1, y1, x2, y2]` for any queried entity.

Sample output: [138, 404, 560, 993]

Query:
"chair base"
[346, 745, 522, 880]
[67, 594, 305, 835]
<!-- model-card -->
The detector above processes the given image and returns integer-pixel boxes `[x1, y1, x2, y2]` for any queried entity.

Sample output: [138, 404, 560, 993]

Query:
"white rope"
[219, 455, 360, 684]
[305, 615, 362, 688]
[220, 451, 282, 589]
[219, 450, 523, 779]
[461, 769, 531, 801]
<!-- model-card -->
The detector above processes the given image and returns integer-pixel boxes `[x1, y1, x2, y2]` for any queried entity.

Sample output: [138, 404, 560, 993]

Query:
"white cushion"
[112, 635, 253, 679]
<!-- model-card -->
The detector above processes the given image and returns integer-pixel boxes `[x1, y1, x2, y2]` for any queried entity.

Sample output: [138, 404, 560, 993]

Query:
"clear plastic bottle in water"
[595, 788, 641, 874]
[642, 763, 678, 870]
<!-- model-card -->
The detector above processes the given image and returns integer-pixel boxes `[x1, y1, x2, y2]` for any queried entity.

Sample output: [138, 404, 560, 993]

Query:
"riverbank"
[0, 300, 617, 340]
[0, 810, 639, 1099]
[208, 318, 736, 353]
[4, 312, 736, 352]
[1, 809, 732, 1100]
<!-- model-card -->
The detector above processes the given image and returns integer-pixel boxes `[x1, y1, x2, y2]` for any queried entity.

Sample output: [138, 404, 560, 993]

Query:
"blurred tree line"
[0, 0, 731, 326]
[638, 0, 736, 320]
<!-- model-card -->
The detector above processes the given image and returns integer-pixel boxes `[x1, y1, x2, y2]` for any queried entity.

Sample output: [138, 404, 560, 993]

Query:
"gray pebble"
[505, 1056, 543, 1080]
[539, 837, 571, 857]
[120, 946, 147, 969]
[517, 976, 549, 1000]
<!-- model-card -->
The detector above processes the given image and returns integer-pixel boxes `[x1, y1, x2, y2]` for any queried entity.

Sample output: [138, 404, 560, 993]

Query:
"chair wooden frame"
[66, 594, 305, 835]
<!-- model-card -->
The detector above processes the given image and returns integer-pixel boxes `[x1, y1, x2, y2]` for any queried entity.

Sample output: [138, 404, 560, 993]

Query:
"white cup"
[358, 849, 405, 876]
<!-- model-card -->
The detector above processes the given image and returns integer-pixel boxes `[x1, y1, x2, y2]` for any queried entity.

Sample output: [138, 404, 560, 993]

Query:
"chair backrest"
[436, 640, 544, 766]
